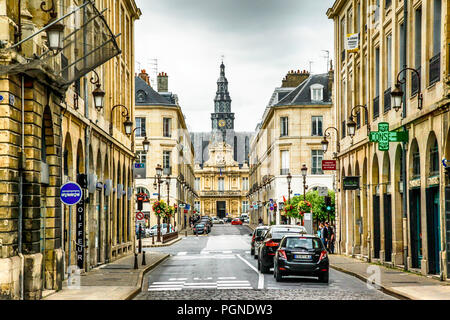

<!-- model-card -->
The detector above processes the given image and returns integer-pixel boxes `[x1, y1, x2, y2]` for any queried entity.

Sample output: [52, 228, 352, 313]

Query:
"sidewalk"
[330, 254, 450, 300]
[44, 251, 169, 300]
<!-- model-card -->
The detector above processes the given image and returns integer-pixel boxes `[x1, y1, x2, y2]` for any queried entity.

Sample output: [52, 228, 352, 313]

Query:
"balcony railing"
[411, 66, 421, 96]
[429, 53, 440, 85]
[280, 169, 289, 175]
[384, 88, 391, 113]
[373, 96, 379, 119]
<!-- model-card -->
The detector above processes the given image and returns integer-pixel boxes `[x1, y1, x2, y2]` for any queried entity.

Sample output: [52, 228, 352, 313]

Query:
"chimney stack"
[138, 69, 151, 86]
[157, 72, 168, 93]
[281, 69, 310, 88]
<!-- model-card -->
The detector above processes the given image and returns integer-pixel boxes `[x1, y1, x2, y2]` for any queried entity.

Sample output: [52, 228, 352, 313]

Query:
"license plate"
[294, 254, 311, 259]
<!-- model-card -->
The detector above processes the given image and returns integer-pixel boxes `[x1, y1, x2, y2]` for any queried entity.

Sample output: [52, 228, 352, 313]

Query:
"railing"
[280, 169, 289, 175]
[162, 231, 178, 244]
[384, 88, 391, 113]
[373, 96, 379, 119]
[429, 53, 440, 85]
[411, 66, 421, 96]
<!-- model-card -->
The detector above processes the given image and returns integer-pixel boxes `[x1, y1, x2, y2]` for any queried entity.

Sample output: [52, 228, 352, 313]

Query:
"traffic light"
[324, 196, 332, 211]
[137, 194, 144, 211]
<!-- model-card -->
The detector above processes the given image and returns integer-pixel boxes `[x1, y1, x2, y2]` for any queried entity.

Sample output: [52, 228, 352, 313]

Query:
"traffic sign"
[60, 182, 83, 206]
[136, 212, 144, 220]
[322, 160, 337, 171]
[318, 187, 328, 196]
[443, 158, 448, 168]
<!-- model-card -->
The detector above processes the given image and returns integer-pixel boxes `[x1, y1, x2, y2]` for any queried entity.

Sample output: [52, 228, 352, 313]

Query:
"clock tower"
[211, 62, 235, 142]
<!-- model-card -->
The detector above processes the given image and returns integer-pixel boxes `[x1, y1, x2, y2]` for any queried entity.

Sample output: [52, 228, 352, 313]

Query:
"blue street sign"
[135, 163, 145, 169]
[0, 95, 3, 102]
[60, 182, 83, 206]
[185, 204, 191, 210]
[443, 158, 448, 168]
[294, 194, 301, 197]
[153, 193, 159, 196]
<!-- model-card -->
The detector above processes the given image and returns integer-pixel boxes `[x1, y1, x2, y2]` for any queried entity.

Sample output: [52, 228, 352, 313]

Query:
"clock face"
[219, 119, 226, 128]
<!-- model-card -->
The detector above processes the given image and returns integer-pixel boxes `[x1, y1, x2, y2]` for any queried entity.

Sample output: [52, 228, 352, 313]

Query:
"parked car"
[193, 223, 206, 235]
[200, 217, 213, 229]
[223, 217, 232, 223]
[240, 213, 249, 222]
[243, 218, 250, 224]
[146, 224, 174, 237]
[249, 226, 269, 257]
[231, 218, 243, 225]
[257, 225, 307, 274]
[212, 217, 224, 224]
[273, 234, 329, 283]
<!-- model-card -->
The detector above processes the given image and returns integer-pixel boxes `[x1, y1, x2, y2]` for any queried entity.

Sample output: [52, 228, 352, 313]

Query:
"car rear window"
[256, 229, 267, 236]
[284, 237, 323, 250]
[196, 224, 204, 227]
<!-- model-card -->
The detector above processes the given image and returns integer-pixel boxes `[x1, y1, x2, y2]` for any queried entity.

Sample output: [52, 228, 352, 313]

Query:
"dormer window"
[137, 90, 147, 103]
[310, 84, 324, 101]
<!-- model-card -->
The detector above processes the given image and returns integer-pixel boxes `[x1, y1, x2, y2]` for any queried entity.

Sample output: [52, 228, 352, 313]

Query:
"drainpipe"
[401, 0, 408, 272]
[18, 75, 25, 300]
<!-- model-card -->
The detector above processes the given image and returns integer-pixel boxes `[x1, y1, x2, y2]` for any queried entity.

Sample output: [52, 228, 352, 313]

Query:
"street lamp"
[301, 164, 308, 200]
[322, 127, 340, 157]
[41, 0, 65, 52]
[91, 70, 105, 112]
[110, 104, 133, 136]
[154, 164, 163, 242]
[166, 176, 171, 233]
[131, 127, 150, 153]
[347, 105, 370, 138]
[391, 67, 423, 112]
[286, 173, 292, 202]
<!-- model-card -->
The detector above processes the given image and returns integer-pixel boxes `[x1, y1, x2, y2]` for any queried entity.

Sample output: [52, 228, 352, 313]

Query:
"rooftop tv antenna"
[147, 58, 158, 88]
[321, 50, 330, 72]
[308, 61, 314, 74]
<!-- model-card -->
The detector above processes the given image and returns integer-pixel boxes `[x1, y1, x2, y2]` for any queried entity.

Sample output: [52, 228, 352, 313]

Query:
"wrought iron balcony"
[429, 53, 440, 85]
[373, 96, 380, 119]
[384, 88, 391, 113]
[411, 66, 421, 96]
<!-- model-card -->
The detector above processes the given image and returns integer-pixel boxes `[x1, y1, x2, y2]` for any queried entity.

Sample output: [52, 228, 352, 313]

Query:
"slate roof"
[275, 73, 332, 106]
[135, 76, 177, 106]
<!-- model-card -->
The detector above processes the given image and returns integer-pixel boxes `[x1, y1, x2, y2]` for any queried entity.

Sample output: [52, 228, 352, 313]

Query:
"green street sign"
[369, 122, 408, 151]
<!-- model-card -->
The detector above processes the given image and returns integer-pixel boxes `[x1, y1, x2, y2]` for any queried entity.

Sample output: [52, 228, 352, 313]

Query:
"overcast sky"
[134, 0, 335, 132]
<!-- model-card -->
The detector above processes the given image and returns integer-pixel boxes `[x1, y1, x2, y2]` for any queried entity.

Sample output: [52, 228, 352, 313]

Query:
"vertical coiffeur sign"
[76, 198, 85, 270]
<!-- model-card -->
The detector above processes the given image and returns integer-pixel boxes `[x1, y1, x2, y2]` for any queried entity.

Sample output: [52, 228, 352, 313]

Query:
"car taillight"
[278, 249, 287, 260]
[252, 234, 255, 242]
[265, 240, 279, 247]
[319, 250, 328, 261]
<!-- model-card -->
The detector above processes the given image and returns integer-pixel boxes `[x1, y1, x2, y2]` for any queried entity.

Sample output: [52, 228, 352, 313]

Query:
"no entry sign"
[136, 212, 144, 220]
[60, 182, 83, 206]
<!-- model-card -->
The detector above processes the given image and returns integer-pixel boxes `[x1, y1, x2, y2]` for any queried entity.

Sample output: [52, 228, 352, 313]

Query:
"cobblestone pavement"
[136, 288, 394, 300]
[135, 224, 396, 300]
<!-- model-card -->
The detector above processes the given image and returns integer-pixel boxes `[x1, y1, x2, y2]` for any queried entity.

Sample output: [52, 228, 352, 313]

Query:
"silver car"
[146, 224, 174, 237]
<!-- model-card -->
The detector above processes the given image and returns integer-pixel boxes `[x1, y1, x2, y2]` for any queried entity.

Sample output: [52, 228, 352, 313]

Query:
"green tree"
[305, 190, 336, 222]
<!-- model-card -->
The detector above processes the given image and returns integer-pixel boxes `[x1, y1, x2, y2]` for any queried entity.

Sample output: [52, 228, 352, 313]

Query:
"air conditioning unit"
[117, 184, 123, 199]
[104, 179, 112, 197]
[40, 162, 49, 185]
[88, 173, 97, 194]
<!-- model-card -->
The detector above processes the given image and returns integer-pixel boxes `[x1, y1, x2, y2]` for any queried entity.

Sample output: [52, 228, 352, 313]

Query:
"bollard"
[142, 251, 146, 265]
[138, 225, 142, 253]
[134, 253, 138, 270]
[152, 233, 155, 245]
[185, 230, 187, 237]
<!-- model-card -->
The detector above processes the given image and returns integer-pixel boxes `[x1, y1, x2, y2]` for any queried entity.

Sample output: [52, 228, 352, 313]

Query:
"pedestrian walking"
[317, 222, 323, 238]
[327, 223, 335, 254]
[322, 222, 329, 250]
[258, 217, 263, 226]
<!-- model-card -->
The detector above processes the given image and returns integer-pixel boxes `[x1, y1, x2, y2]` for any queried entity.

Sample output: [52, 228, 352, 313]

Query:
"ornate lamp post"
[347, 105, 370, 137]
[286, 172, 292, 224]
[41, 0, 65, 52]
[391, 67, 423, 112]
[110, 104, 133, 136]
[301, 164, 308, 201]
[131, 127, 150, 153]
[166, 175, 171, 233]
[91, 69, 105, 112]
[321, 127, 340, 158]
[153, 164, 163, 242]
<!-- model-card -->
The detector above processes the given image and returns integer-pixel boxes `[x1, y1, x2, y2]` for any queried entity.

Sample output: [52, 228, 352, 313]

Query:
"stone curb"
[125, 253, 170, 300]
[329, 263, 412, 300]
[141, 237, 183, 248]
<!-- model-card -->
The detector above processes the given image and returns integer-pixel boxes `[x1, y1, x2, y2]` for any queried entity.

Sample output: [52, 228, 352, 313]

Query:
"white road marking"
[148, 288, 181, 291]
[217, 283, 251, 287]
[168, 278, 187, 281]
[218, 277, 236, 280]
[152, 281, 185, 285]
[217, 280, 249, 284]
[236, 254, 264, 290]
[177, 252, 187, 256]
[218, 287, 252, 290]
[222, 250, 232, 254]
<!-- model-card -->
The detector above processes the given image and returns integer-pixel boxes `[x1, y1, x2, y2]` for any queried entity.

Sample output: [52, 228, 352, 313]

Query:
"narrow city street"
[135, 224, 396, 300]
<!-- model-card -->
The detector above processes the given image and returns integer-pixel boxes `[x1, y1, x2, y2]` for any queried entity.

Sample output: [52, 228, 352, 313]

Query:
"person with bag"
[327, 222, 335, 254]
[321, 222, 329, 250]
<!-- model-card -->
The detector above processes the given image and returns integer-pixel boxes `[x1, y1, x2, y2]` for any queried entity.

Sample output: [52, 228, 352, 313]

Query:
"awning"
[0, 0, 120, 91]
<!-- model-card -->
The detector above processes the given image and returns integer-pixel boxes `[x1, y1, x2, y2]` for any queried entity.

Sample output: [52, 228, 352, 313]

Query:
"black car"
[249, 226, 269, 257]
[257, 225, 307, 274]
[193, 223, 206, 234]
[200, 217, 212, 231]
[273, 234, 329, 283]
